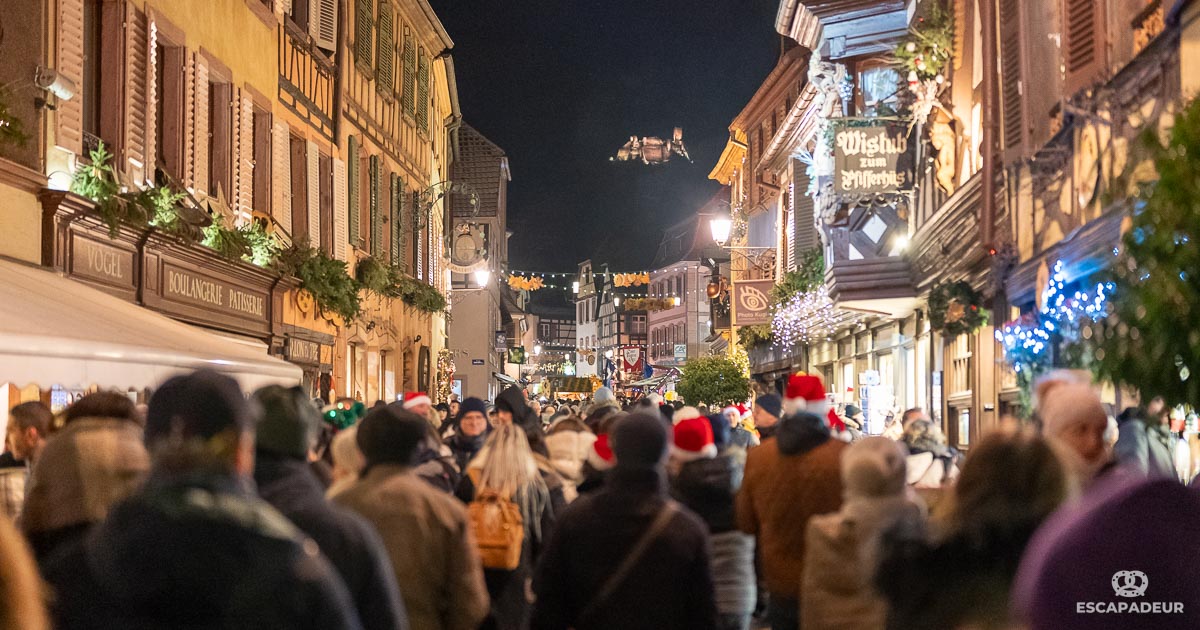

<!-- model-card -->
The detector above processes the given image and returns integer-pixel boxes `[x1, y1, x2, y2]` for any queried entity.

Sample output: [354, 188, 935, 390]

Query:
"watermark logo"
[1112, 571, 1149, 598]
[1076, 570, 1183, 615]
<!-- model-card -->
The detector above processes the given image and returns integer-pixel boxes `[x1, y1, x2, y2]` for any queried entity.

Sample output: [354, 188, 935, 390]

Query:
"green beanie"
[252, 385, 320, 458]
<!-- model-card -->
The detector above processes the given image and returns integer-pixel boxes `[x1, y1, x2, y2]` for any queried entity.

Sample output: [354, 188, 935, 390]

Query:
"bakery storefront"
[4, 191, 301, 400]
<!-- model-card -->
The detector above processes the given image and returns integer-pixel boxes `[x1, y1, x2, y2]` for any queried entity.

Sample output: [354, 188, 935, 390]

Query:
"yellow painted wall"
[0, 183, 42, 264]
[141, 0, 277, 97]
[1183, 3, 1200, 98]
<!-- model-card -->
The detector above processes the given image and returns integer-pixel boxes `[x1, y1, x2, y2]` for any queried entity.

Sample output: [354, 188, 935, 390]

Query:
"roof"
[775, 0, 908, 57]
[649, 190, 727, 270]
[708, 130, 748, 184]
[452, 123, 508, 218]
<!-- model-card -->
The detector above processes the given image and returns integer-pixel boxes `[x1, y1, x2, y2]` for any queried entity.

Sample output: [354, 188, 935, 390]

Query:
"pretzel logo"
[1112, 571, 1149, 598]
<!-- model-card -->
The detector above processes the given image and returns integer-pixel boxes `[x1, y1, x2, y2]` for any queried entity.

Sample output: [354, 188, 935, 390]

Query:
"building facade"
[0, 0, 460, 405]
[448, 123, 510, 401]
[646, 212, 718, 369]
[574, 259, 598, 377]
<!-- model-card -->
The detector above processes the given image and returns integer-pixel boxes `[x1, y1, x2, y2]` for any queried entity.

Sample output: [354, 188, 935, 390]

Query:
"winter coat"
[42, 470, 362, 630]
[801, 496, 924, 630]
[532, 467, 718, 630]
[334, 464, 488, 630]
[545, 424, 596, 499]
[1114, 418, 1177, 479]
[670, 453, 755, 616]
[456, 451, 560, 630]
[736, 411, 846, 599]
[728, 426, 758, 450]
[22, 416, 150, 561]
[254, 454, 409, 630]
[412, 440, 462, 494]
[447, 432, 487, 478]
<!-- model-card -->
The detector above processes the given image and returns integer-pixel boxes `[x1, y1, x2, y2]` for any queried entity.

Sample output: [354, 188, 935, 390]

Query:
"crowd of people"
[0, 370, 1198, 629]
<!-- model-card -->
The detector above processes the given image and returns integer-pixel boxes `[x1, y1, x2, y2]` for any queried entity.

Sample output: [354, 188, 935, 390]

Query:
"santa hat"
[402, 392, 432, 410]
[673, 406, 703, 426]
[587, 433, 615, 471]
[735, 403, 752, 421]
[827, 408, 847, 432]
[672, 417, 717, 462]
[784, 373, 829, 416]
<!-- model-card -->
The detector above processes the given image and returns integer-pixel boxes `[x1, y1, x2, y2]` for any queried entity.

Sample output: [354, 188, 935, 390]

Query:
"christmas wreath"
[928, 280, 988, 338]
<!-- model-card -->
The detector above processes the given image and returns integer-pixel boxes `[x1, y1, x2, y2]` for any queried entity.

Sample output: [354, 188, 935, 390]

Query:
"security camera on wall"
[35, 66, 77, 101]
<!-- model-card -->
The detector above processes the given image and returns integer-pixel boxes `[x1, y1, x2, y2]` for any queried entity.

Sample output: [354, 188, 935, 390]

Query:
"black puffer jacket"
[670, 454, 743, 533]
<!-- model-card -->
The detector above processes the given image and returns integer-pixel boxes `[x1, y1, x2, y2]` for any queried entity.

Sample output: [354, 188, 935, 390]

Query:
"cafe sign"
[731, 279, 775, 326]
[833, 119, 915, 195]
[286, 338, 322, 365]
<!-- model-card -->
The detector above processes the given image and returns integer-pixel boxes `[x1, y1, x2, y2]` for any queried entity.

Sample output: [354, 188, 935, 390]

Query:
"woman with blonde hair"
[460, 424, 555, 630]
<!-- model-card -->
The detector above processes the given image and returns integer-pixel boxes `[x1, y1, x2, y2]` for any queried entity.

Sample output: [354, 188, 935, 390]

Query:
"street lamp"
[533, 344, 543, 356]
[614, 296, 621, 307]
[709, 216, 732, 247]
[473, 268, 491, 287]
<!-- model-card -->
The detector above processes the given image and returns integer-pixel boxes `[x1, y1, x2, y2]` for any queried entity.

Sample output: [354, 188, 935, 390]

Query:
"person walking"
[460, 425, 555, 630]
[1113, 404, 1177, 479]
[446, 397, 491, 473]
[42, 370, 363, 630]
[21, 392, 150, 562]
[670, 409, 756, 630]
[5, 401, 51, 518]
[737, 374, 846, 630]
[328, 425, 365, 498]
[532, 412, 717, 630]
[1035, 372, 1111, 490]
[801, 437, 924, 630]
[334, 405, 489, 630]
[544, 414, 596, 500]
[251, 385, 409, 630]
[876, 427, 1068, 630]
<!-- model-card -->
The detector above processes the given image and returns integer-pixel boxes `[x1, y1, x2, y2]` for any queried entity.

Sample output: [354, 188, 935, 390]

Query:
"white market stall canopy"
[0, 258, 301, 391]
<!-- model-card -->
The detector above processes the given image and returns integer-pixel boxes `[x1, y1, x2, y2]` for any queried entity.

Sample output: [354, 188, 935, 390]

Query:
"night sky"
[430, 0, 781, 272]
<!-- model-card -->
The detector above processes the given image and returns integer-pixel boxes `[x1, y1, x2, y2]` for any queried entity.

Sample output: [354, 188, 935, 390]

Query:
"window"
[401, 28, 415, 114]
[155, 39, 186, 183]
[319, 153, 333, 255]
[354, 0, 373, 67]
[289, 135, 308, 240]
[539, 322, 551, 341]
[252, 105, 271, 213]
[631, 314, 647, 334]
[416, 50, 429, 131]
[82, 0, 122, 152]
[376, 2, 394, 91]
[292, 0, 310, 30]
[859, 65, 900, 114]
[208, 80, 233, 199]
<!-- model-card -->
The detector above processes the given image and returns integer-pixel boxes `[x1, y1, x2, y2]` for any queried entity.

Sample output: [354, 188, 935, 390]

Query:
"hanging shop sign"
[731, 279, 775, 326]
[620, 346, 644, 373]
[494, 330, 507, 352]
[285, 337, 322, 366]
[507, 347, 526, 365]
[833, 119, 916, 196]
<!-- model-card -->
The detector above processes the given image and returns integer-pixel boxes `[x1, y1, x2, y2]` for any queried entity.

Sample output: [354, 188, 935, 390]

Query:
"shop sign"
[833, 119, 915, 195]
[161, 265, 267, 319]
[70, 235, 135, 291]
[494, 330, 507, 353]
[731, 279, 774, 326]
[286, 338, 321, 365]
[507, 347, 526, 364]
[674, 343, 687, 362]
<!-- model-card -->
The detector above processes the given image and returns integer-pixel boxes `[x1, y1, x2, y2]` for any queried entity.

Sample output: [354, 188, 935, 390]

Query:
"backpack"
[467, 489, 525, 570]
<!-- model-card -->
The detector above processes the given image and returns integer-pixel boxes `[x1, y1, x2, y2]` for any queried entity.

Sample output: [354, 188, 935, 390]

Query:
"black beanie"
[610, 412, 668, 469]
[356, 405, 427, 469]
[252, 385, 319, 459]
[455, 397, 489, 423]
[146, 370, 256, 448]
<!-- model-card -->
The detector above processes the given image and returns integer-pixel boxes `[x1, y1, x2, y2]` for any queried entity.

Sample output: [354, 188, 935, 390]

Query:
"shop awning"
[494, 372, 518, 386]
[0, 258, 300, 391]
[548, 376, 595, 393]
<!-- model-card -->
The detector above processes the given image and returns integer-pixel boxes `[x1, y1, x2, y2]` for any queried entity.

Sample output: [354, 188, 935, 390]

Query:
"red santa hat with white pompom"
[783, 373, 830, 417]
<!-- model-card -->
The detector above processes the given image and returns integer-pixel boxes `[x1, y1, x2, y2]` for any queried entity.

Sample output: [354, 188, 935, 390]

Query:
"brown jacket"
[736, 436, 845, 598]
[334, 464, 488, 630]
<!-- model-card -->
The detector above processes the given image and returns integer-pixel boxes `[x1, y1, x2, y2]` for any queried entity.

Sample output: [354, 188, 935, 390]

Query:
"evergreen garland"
[928, 280, 988, 338]
[894, 0, 954, 82]
[275, 244, 362, 322]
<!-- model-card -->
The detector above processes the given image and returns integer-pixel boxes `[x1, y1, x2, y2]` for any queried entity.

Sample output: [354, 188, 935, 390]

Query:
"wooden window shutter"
[333, 157, 348, 261]
[376, 3, 394, 91]
[307, 139, 321, 247]
[369, 154, 382, 255]
[1063, 0, 1106, 96]
[416, 51, 429, 131]
[391, 173, 404, 267]
[309, 0, 337, 51]
[123, 4, 149, 185]
[355, 0, 373, 67]
[234, 91, 254, 223]
[271, 120, 292, 237]
[792, 161, 817, 253]
[188, 53, 210, 196]
[144, 18, 158, 184]
[401, 31, 415, 114]
[347, 135, 361, 246]
[999, 0, 1025, 157]
[56, 0, 84, 156]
